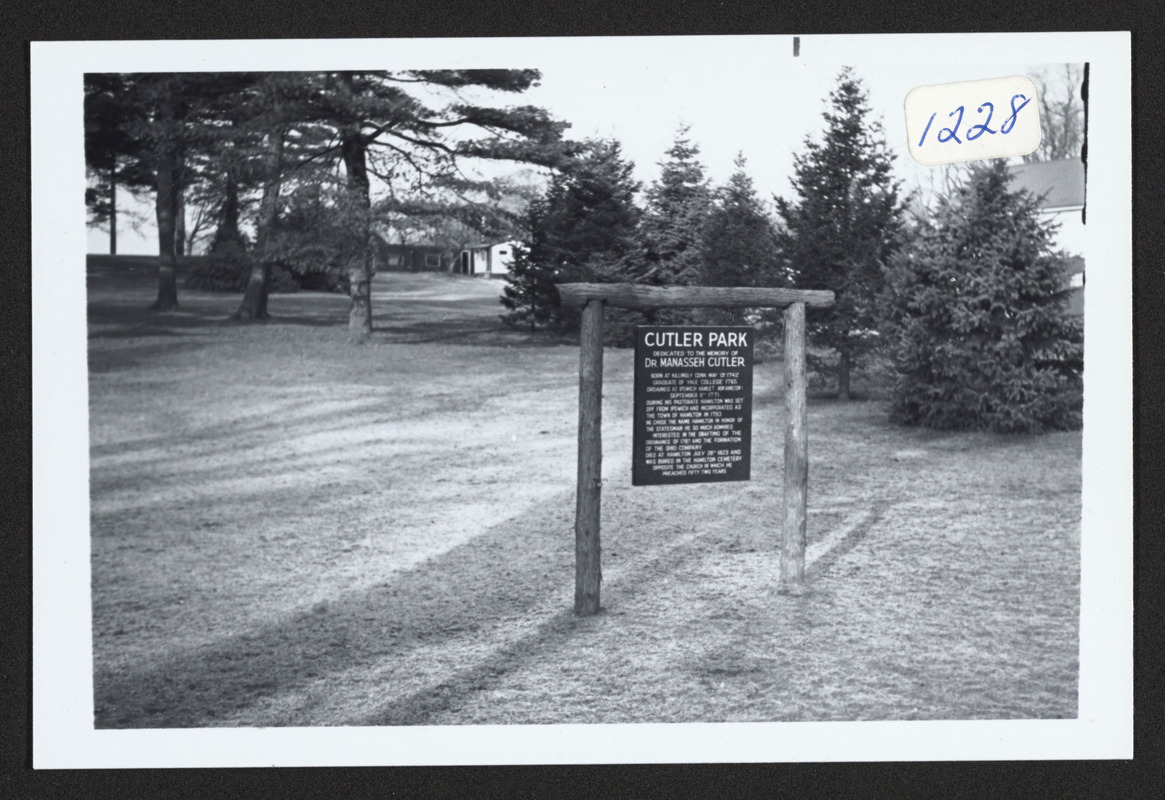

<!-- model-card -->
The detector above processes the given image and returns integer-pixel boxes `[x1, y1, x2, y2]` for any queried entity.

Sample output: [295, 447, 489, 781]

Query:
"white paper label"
[905, 76, 1042, 166]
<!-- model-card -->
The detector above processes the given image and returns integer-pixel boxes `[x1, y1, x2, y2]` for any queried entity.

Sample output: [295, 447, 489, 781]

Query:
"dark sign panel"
[632, 325, 754, 486]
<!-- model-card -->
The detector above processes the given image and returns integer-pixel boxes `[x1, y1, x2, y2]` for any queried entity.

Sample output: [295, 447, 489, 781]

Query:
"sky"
[84, 35, 1082, 254]
[524, 52, 1071, 202]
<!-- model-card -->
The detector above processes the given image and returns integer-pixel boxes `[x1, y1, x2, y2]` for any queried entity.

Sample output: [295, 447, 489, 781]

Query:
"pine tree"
[85, 70, 572, 335]
[883, 159, 1083, 433]
[701, 154, 782, 289]
[84, 74, 154, 255]
[307, 70, 572, 342]
[87, 72, 266, 310]
[776, 68, 906, 400]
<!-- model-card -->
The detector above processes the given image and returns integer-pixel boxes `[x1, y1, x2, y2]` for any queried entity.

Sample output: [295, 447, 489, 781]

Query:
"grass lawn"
[87, 256, 1081, 727]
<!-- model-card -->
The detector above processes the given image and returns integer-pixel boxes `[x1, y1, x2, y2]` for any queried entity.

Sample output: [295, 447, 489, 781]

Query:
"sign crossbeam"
[556, 282, 835, 616]
[556, 283, 836, 311]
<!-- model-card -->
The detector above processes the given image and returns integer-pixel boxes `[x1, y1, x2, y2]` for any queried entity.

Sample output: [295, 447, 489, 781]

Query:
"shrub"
[805, 346, 896, 400]
[185, 246, 252, 292]
[185, 249, 300, 294]
[268, 182, 367, 293]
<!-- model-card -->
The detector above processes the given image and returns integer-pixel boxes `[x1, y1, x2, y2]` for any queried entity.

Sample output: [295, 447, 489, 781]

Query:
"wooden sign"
[556, 283, 833, 614]
[632, 325, 754, 486]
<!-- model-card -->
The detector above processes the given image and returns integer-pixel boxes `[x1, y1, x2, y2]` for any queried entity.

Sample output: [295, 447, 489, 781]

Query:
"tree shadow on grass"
[89, 302, 354, 336]
[88, 339, 212, 374]
[91, 457, 790, 729]
[91, 487, 581, 729]
[374, 321, 513, 345]
[87, 304, 224, 337]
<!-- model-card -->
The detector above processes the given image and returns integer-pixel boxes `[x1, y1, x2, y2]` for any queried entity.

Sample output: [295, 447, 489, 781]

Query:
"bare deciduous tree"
[1024, 64, 1085, 163]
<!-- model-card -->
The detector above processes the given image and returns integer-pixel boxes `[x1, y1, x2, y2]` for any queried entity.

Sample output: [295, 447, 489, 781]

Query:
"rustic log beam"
[555, 283, 835, 311]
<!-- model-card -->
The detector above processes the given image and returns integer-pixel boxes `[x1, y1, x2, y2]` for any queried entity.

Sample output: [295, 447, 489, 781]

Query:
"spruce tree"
[500, 199, 560, 332]
[701, 154, 782, 289]
[500, 138, 642, 333]
[883, 159, 1083, 433]
[776, 68, 905, 400]
[639, 127, 712, 290]
[540, 138, 642, 283]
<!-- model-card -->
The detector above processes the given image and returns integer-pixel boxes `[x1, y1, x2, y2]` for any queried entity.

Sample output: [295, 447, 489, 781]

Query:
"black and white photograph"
[30, 32, 1132, 767]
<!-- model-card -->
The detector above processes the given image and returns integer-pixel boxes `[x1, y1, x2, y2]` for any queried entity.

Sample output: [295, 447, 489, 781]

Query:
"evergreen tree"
[701, 153, 782, 289]
[85, 70, 572, 335]
[230, 73, 311, 320]
[84, 74, 154, 255]
[87, 73, 263, 310]
[539, 138, 641, 283]
[499, 240, 558, 332]
[776, 68, 906, 400]
[499, 199, 559, 332]
[883, 159, 1083, 433]
[135, 75, 226, 311]
[500, 138, 642, 333]
[306, 69, 572, 342]
[639, 127, 712, 290]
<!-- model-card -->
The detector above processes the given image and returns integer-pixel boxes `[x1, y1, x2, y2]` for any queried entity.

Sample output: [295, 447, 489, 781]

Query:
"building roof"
[462, 240, 517, 250]
[1008, 158, 1085, 211]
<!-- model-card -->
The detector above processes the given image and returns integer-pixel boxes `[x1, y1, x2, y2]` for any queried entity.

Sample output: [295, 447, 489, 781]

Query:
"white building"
[455, 241, 517, 278]
[1009, 158, 1086, 315]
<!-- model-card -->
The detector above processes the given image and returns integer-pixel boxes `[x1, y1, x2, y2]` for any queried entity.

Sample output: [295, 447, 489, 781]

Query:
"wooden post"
[575, 299, 605, 615]
[781, 301, 808, 592]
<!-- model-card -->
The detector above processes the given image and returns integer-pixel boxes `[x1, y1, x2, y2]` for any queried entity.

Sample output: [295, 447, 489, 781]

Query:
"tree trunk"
[151, 92, 183, 311]
[234, 129, 284, 321]
[344, 197, 374, 340]
[151, 151, 180, 311]
[109, 164, 117, 255]
[215, 171, 241, 251]
[338, 72, 374, 342]
[235, 261, 271, 320]
[838, 349, 851, 401]
[174, 183, 186, 257]
[347, 259, 372, 339]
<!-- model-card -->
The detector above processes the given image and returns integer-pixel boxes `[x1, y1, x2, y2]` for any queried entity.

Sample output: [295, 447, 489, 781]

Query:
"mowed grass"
[87, 256, 1080, 727]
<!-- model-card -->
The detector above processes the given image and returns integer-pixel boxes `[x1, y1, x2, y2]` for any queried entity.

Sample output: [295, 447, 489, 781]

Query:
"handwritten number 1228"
[918, 94, 1033, 147]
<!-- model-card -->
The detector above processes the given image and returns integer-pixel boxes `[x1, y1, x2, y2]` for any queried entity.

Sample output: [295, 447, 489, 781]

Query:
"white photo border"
[31, 32, 1132, 767]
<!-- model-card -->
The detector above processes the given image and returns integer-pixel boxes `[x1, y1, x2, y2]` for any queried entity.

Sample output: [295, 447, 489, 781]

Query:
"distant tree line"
[500, 66, 1083, 433]
[86, 65, 1084, 433]
[500, 129, 784, 341]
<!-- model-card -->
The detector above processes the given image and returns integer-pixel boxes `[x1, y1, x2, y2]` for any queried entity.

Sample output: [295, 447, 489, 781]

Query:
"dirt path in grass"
[88, 259, 1080, 727]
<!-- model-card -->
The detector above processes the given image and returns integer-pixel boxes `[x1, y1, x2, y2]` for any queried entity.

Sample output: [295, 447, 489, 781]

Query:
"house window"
[497, 248, 508, 255]
[1069, 272, 1084, 288]
[424, 253, 441, 268]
